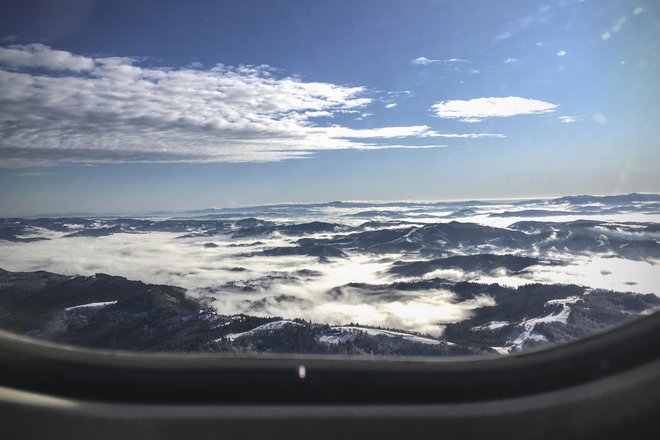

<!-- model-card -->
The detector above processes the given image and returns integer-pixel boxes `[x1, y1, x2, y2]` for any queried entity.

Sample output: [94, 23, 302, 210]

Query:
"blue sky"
[0, 0, 658, 216]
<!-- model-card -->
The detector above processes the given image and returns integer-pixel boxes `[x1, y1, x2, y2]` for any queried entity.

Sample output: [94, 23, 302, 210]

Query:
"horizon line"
[4, 191, 659, 219]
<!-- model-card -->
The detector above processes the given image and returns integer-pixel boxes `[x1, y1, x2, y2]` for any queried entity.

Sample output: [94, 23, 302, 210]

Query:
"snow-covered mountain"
[0, 193, 659, 355]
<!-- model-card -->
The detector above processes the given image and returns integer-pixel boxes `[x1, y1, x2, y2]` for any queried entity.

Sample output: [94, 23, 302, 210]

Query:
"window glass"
[0, 0, 658, 356]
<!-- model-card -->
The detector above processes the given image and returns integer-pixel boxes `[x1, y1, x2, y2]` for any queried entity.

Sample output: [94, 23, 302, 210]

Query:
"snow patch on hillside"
[320, 325, 443, 345]
[65, 301, 118, 311]
[219, 320, 302, 342]
[471, 321, 510, 331]
[497, 296, 582, 353]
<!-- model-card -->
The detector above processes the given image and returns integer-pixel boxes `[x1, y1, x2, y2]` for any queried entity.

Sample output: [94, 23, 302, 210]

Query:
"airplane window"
[0, 0, 658, 359]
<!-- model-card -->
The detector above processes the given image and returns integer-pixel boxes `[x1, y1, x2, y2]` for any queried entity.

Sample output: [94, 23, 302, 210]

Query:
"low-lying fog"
[2, 196, 659, 335]
[1, 230, 657, 335]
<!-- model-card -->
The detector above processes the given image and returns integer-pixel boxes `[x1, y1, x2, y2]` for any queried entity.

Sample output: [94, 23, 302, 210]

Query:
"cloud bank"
[0, 232, 490, 334]
[1, 222, 657, 334]
[0, 43, 95, 70]
[432, 96, 557, 122]
[0, 44, 499, 167]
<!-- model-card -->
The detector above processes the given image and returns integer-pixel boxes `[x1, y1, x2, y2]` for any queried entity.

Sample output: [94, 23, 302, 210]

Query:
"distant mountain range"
[2, 217, 659, 261]
[7, 192, 660, 220]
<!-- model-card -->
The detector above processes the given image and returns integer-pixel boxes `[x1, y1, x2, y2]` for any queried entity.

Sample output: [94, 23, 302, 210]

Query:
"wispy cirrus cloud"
[432, 96, 557, 122]
[0, 44, 502, 167]
[411, 56, 468, 66]
[492, 3, 557, 45]
[411, 56, 438, 65]
[0, 35, 21, 43]
[320, 125, 503, 140]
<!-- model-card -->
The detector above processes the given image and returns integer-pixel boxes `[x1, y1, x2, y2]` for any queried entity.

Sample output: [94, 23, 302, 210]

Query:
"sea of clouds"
[1, 200, 658, 335]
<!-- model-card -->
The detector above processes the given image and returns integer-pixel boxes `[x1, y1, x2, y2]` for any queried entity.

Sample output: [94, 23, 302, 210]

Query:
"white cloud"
[556, 49, 567, 57]
[432, 96, 558, 122]
[319, 125, 438, 139]
[0, 43, 94, 71]
[411, 56, 438, 65]
[411, 57, 468, 66]
[322, 125, 503, 140]
[504, 57, 518, 64]
[387, 90, 413, 98]
[0, 44, 499, 166]
[558, 116, 577, 123]
[354, 112, 373, 121]
[384, 103, 397, 109]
